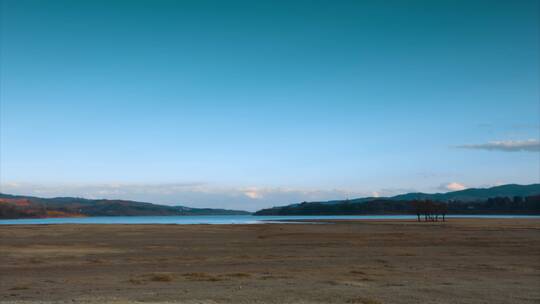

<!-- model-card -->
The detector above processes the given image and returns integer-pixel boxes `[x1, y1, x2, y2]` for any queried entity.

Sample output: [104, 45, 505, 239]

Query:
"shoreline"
[0, 214, 539, 226]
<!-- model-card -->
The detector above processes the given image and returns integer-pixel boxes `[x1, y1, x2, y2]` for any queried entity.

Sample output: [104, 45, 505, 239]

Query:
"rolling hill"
[0, 193, 250, 219]
[254, 184, 540, 215]
[390, 184, 540, 202]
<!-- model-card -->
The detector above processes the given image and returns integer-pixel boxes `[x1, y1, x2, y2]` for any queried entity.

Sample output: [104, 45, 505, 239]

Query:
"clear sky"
[1, 0, 539, 211]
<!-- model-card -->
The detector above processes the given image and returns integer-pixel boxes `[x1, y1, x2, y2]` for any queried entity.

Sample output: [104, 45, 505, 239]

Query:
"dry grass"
[347, 297, 383, 304]
[350, 270, 367, 275]
[127, 278, 144, 285]
[9, 285, 30, 291]
[222, 273, 251, 278]
[182, 272, 223, 282]
[86, 258, 105, 264]
[259, 275, 294, 280]
[2, 219, 539, 303]
[146, 273, 175, 282]
[28, 258, 44, 264]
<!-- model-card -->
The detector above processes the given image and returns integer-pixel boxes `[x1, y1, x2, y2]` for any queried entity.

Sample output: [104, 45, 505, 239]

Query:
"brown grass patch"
[28, 258, 44, 264]
[3, 245, 122, 258]
[396, 252, 416, 256]
[347, 297, 383, 304]
[128, 278, 144, 285]
[350, 270, 367, 275]
[182, 272, 223, 282]
[144, 273, 175, 282]
[9, 285, 30, 291]
[222, 273, 251, 278]
[259, 275, 293, 280]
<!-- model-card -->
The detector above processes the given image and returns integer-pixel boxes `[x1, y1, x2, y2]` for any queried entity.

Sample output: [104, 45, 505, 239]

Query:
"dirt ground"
[1, 219, 539, 304]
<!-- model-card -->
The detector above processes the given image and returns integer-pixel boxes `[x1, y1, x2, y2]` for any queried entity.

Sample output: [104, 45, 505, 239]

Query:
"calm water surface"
[0, 215, 538, 225]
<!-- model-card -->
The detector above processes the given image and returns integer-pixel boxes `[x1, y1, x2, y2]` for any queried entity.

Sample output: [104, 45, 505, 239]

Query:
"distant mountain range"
[0, 194, 250, 219]
[389, 184, 540, 201]
[2, 184, 540, 219]
[254, 184, 540, 215]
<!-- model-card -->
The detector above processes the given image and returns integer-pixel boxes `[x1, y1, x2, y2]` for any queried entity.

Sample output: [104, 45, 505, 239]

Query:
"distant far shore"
[2, 183, 539, 219]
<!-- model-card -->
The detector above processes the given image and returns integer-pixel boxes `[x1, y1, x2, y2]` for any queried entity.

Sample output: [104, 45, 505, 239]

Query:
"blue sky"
[1, 0, 539, 210]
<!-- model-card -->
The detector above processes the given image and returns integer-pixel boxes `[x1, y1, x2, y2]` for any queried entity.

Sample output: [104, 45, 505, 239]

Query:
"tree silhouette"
[412, 200, 448, 222]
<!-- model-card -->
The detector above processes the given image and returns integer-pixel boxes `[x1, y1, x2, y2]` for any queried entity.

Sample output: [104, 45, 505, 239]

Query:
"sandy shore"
[1, 219, 539, 304]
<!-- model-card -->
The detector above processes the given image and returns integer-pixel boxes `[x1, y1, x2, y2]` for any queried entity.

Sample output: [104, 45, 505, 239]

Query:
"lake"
[0, 214, 538, 225]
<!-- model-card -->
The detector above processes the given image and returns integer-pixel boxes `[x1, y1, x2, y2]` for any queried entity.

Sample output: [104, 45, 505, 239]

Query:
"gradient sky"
[1, 0, 539, 211]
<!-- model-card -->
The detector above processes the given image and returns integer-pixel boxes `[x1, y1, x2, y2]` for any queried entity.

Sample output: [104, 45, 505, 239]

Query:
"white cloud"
[442, 182, 467, 191]
[457, 139, 540, 152]
[243, 189, 263, 199]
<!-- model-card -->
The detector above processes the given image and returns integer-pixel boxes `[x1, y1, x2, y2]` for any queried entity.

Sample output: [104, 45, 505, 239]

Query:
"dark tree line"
[412, 200, 448, 222]
[254, 195, 540, 216]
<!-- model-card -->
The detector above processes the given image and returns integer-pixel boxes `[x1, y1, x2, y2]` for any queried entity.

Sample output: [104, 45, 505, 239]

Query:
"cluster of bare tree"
[412, 200, 448, 222]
